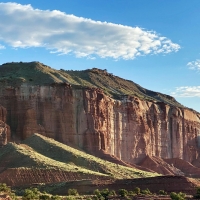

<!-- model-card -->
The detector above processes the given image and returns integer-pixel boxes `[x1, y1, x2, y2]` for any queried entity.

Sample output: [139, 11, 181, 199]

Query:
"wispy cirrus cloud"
[0, 2, 180, 59]
[187, 59, 200, 71]
[171, 86, 200, 98]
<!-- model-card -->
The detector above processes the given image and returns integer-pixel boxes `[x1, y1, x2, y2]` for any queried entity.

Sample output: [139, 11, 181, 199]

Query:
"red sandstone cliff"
[0, 84, 199, 169]
[0, 105, 10, 147]
[0, 62, 200, 175]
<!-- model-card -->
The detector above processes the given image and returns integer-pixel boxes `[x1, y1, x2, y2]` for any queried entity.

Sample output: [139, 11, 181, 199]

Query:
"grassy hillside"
[23, 134, 159, 179]
[0, 142, 106, 177]
[0, 61, 183, 107]
[0, 134, 159, 180]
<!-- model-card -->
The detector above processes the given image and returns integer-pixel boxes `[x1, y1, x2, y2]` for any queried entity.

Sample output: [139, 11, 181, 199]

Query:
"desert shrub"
[118, 189, 128, 197]
[93, 196, 99, 200]
[159, 190, 167, 195]
[39, 193, 51, 199]
[133, 187, 140, 195]
[170, 192, 185, 200]
[68, 189, 79, 196]
[0, 183, 17, 200]
[51, 195, 63, 200]
[10, 192, 18, 200]
[141, 188, 151, 195]
[0, 183, 11, 193]
[100, 188, 110, 200]
[94, 189, 101, 198]
[94, 188, 115, 200]
[109, 190, 116, 196]
[128, 191, 136, 196]
[22, 188, 39, 200]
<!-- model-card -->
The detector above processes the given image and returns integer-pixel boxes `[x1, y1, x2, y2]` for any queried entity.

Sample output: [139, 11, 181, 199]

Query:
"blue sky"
[0, 1, 200, 112]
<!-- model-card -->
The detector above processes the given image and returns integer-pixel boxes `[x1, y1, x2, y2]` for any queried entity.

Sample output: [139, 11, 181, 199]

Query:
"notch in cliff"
[0, 61, 183, 108]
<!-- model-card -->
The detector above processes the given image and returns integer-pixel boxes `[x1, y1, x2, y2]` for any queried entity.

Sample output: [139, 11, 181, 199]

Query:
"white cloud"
[0, 2, 180, 59]
[0, 44, 5, 49]
[171, 86, 200, 97]
[187, 60, 200, 71]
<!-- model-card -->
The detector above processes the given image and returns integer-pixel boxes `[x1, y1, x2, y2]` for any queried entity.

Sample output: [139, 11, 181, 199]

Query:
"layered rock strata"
[0, 83, 199, 166]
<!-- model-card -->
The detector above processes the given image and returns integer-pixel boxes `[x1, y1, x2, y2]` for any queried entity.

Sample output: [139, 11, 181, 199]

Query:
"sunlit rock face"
[0, 83, 200, 164]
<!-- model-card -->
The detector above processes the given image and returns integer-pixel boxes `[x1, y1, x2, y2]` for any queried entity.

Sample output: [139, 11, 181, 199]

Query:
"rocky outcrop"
[0, 105, 10, 147]
[0, 83, 200, 170]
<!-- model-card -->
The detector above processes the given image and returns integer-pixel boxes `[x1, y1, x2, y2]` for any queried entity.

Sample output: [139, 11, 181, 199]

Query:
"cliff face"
[0, 83, 200, 165]
[0, 105, 10, 147]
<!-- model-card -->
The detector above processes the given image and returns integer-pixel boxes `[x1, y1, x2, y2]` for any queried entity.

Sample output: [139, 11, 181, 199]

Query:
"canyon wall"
[0, 84, 200, 165]
[0, 105, 10, 147]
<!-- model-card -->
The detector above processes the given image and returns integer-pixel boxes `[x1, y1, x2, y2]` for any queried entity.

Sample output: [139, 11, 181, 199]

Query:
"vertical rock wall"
[0, 105, 10, 147]
[0, 84, 200, 164]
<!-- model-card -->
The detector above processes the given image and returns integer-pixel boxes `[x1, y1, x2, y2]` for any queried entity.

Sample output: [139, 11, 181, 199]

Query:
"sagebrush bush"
[133, 187, 140, 195]
[68, 189, 79, 196]
[0, 183, 11, 193]
[141, 188, 151, 195]
[170, 192, 185, 200]
[159, 190, 167, 195]
[118, 189, 128, 197]
[22, 188, 39, 200]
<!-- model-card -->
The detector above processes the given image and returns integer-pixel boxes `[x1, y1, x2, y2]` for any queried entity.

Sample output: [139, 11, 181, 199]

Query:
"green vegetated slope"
[0, 134, 158, 179]
[23, 134, 159, 179]
[0, 142, 105, 177]
[0, 61, 183, 107]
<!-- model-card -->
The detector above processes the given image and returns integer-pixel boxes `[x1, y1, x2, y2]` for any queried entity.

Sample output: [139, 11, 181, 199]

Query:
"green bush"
[10, 192, 18, 200]
[133, 187, 140, 195]
[109, 190, 116, 196]
[159, 190, 167, 195]
[22, 188, 39, 200]
[0, 183, 17, 199]
[0, 183, 11, 193]
[94, 188, 115, 200]
[68, 189, 79, 196]
[128, 191, 136, 196]
[51, 195, 63, 200]
[94, 189, 101, 198]
[100, 188, 110, 200]
[141, 188, 151, 195]
[118, 189, 128, 197]
[93, 196, 102, 200]
[170, 192, 185, 200]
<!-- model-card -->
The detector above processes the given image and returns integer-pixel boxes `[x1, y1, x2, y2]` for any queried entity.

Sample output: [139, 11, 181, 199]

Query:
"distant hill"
[0, 61, 183, 107]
